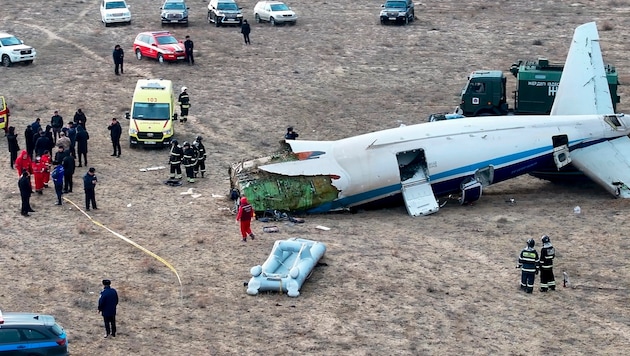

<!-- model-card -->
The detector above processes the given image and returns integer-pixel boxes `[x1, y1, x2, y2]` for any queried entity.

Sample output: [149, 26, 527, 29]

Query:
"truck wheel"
[135, 49, 142, 60]
[2, 55, 12, 67]
[255, 13, 261, 23]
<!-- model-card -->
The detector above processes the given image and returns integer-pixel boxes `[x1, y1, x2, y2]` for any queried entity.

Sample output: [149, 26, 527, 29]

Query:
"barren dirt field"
[2, 0, 630, 354]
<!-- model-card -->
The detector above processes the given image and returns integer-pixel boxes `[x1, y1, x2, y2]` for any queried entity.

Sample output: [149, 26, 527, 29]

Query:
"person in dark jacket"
[107, 117, 122, 157]
[98, 279, 119, 338]
[44, 125, 55, 153]
[241, 19, 251, 44]
[73, 108, 87, 129]
[51, 163, 64, 205]
[168, 139, 183, 180]
[182, 141, 197, 183]
[184, 36, 194, 65]
[67, 122, 77, 158]
[285, 126, 299, 140]
[31, 118, 41, 136]
[193, 136, 207, 178]
[76, 125, 90, 167]
[24, 125, 35, 159]
[18, 170, 33, 216]
[178, 87, 190, 123]
[53, 145, 68, 165]
[34, 130, 52, 157]
[50, 111, 63, 143]
[518, 238, 539, 294]
[539, 235, 556, 292]
[83, 167, 98, 210]
[113, 45, 124, 75]
[236, 196, 255, 242]
[7, 126, 20, 169]
[62, 153, 75, 193]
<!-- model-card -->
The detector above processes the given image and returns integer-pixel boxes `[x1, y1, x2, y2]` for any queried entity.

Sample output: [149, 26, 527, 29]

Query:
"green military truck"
[456, 58, 620, 116]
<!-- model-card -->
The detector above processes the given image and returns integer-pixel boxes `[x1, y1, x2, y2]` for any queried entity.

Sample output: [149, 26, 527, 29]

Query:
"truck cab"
[128, 79, 176, 147]
[458, 70, 507, 116]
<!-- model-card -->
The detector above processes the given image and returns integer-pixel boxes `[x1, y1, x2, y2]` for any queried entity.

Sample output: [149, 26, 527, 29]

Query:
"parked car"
[160, 0, 189, 26]
[207, 0, 243, 27]
[0, 310, 69, 355]
[133, 31, 187, 63]
[0, 32, 37, 67]
[253, 1, 297, 26]
[379, 0, 414, 25]
[100, 0, 132, 27]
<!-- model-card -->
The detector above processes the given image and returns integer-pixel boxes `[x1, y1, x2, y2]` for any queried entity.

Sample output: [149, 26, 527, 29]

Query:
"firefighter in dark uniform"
[169, 139, 183, 180]
[182, 141, 197, 183]
[518, 238, 539, 294]
[539, 235, 556, 292]
[193, 135, 207, 178]
[178, 87, 190, 123]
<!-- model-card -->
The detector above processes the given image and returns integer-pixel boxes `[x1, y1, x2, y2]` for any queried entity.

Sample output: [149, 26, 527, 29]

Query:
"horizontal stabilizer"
[571, 136, 630, 198]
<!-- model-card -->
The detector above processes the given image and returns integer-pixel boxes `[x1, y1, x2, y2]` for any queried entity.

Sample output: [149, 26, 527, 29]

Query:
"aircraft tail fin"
[550, 22, 614, 116]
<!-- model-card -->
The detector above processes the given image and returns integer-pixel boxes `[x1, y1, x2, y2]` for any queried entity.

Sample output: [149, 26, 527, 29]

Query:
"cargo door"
[397, 149, 439, 216]
[552, 135, 571, 169]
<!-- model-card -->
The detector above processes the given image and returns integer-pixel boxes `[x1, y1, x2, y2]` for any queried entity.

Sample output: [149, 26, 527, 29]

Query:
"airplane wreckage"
[229, 22, 630, 217]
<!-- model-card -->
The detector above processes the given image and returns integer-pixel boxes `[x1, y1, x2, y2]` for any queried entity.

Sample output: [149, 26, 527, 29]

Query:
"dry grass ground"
[2, 0, 630, 354]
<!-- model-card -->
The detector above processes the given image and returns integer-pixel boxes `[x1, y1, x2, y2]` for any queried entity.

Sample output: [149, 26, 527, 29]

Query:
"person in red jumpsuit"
[14, 150, 33, 177]
[40, 150, 52, 187]
[236, 196, 256, 242]
[31, 156, 47, 194]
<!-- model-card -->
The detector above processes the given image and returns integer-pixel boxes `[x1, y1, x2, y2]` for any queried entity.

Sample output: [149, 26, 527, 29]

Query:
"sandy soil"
[2, 0, 630, 354]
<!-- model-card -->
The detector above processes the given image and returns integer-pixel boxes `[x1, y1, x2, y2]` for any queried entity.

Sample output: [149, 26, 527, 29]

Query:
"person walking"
[7, 126, 20, 169]
[98, 279, 119, 338]
[285, 126, 299, 140]
[518, 238, 539, 294]
[62, 153, 75, 193]
[50, 111, 64, 143]
[539, 235, 556, 292]
[236, 196, 255, 242]
[73, 108, 87, 129]
[51, 163, 64, 205]
[113, 45, 124, 75]
[241, 19, 251, 44]
[168, 139, 183, 180]
[107, 117, 122, 157]
[182, 142, 197, 183]
[193, 135, 206, 178]
[18, 170, 33, 216]
[83, 167, 98, 210]
[178, 87, 191, 123]
[76, 125, 90, 167]
[184, 35, 194, 65]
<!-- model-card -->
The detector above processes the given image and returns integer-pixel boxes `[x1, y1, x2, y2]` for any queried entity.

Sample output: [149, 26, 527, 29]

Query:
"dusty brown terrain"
[2, 0, 630, 354]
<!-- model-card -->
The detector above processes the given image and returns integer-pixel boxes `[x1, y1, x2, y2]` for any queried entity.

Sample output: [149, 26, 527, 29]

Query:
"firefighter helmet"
[183, 141, 190, 147]
[527, 238, 535, 248]
[541, 235, 551, 244]
[196, 135, 203, 141]
[181, 86, 188, 93]
[172, 139, 178, 145]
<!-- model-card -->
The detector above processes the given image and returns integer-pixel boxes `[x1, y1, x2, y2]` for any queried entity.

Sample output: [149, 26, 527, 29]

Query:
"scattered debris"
[164, 179, 183, 187]
[140, 166, 166, 172]
[315, 225, 330, 231]
[211, 194, 224, 198]
[180, 188, 194, 195]
[127, 203, 132, 207]
[191, 194, 202, 199]
[263, 226, 279, 233]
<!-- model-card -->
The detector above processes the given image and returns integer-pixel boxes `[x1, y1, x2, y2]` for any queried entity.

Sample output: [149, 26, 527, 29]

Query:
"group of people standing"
[168, 135, 206, 183]
[518, 235, 556, 293]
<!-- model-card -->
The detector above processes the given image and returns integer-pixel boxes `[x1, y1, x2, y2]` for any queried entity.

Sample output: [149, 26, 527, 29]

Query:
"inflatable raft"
[246, 238, 326, 297]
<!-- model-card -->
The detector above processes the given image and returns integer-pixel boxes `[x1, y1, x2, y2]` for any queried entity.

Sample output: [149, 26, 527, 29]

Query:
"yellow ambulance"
[0, 96, 9, 135]
[127, 79, 176, 147]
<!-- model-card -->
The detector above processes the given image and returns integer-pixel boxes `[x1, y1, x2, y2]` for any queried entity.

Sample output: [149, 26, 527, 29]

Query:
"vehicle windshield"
[133, 103, 170, 120]
[385, 1, 407, 8]
[217, 3, 238, 10]
[164, 2, 186, 10]
[270, 3, 289, 11]
[106, 1, 127, 9]
[156, 35, 179, 45]
[0, 36, 22, 46]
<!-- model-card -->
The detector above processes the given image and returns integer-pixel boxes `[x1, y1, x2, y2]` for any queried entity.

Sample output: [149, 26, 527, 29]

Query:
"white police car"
[0, 310, 69, 355]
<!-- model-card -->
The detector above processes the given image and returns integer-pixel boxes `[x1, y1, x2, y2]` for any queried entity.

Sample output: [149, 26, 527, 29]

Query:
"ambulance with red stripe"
[127, 79, 176, 147]
[0, 96, 9, 135]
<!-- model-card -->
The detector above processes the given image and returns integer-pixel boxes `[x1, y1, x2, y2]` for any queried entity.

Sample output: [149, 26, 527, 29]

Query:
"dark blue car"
[0, 311, 68, 355]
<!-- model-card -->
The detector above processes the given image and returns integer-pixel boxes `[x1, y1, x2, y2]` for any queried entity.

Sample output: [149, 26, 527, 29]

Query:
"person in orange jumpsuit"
[14, 150, 33, 177]
[31, 156, 47, 194]
[40, 150, 52, 187]
[236, 196, 255, 242]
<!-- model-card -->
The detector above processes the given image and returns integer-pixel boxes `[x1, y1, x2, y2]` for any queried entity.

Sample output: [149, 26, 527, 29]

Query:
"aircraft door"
[552, 135, 572, 169]
[396, 149, 439, 216]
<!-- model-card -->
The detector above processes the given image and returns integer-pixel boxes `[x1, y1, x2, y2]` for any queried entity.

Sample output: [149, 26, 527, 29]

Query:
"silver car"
[161, 0, 189, 26]
[253, 1, 297, 26]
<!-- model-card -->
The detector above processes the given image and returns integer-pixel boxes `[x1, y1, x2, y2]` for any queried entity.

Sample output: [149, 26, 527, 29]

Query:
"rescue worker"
[31, 156, 46, 195]
[168, 140, 183, 180]
[236, 196, 255, 242]
[518, 238, 539, 294]
[182, 142, 197, 183]
[15, 150, 33, 177]
[193, 136, 206, 178]
[178, 87, 190, 123]
[40, 150, 52, 187]
[539, 235, 556, 292]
